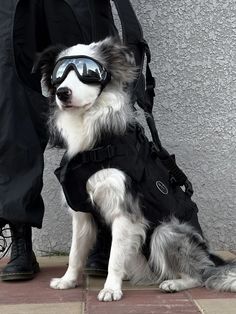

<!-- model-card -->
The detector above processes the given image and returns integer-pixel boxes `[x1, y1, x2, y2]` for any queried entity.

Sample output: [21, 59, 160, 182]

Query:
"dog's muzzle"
[56, 87, 72, 103]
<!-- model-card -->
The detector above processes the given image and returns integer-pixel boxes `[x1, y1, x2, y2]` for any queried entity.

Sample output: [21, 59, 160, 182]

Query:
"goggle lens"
[52, 56, 109, 86]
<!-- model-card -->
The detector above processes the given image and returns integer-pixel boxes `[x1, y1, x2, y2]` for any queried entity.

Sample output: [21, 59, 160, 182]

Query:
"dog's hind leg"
[50, 210, 96, 289]
[159, 274, 201, 292]
[149, 218, 212, 292]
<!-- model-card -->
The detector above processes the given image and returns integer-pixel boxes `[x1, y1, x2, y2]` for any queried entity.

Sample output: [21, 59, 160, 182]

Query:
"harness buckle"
[107, 145, 115, 159]
[89, 149, 100, 162]
[84, 145, 115, 163]
[184, 179, 194, 197]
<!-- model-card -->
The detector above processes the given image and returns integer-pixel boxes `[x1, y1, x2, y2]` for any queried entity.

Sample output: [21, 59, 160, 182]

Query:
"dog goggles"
[51, 55, 111, 87]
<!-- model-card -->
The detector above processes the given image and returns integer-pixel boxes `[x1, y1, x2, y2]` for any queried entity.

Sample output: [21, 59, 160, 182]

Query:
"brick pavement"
[0, 252, 235, 314]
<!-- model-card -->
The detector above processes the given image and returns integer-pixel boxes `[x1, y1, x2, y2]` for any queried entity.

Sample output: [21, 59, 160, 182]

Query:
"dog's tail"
[203, 254, 236, 292]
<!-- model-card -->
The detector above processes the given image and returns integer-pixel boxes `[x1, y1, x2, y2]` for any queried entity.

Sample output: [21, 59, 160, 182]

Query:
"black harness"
[52, 0, 202, 235]
[55, 124, 201, 232]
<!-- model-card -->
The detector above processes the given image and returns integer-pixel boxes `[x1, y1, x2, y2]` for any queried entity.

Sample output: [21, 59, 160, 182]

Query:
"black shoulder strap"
[88, 0, 193, 195]
[112, 0, 194, 195]
[87, 0, 119, 41]
[111, 0, 162, 148]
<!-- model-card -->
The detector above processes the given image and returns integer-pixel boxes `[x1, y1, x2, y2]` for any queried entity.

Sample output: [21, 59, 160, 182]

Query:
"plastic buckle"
[80, 151, 91, 163]
[140, 39, 151, 63]
[90, 145, 115, 163]
[107, 145, 115, 159]
[184, 179, 194, 197]
[90, 149, 99, 162]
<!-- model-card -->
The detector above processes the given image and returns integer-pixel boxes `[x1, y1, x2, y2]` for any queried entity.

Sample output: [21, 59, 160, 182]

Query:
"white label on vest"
[156, 181, 168, 195]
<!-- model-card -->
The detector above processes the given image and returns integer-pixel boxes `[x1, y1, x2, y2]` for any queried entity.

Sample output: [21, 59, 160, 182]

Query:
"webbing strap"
[88, 0, 193, 195]
[87, 0, 118, 41]
[112, 0, 160, 151]
[112, 0, 145, 93]
[112, 0, 143, 43]
[73, 145, 115, 164]
[71, 144, 127, 166]
[156, 148, 194, 196]
[160, 153, 187, 186]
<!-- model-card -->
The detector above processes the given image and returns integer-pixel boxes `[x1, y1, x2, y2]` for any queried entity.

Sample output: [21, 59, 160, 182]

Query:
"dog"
[36, 37, 236, 301]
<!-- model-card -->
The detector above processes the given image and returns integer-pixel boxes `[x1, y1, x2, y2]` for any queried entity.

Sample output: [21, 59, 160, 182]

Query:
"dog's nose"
[56, 87, 72, 102]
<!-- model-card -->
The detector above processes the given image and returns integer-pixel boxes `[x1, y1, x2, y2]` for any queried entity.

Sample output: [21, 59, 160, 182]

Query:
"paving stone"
[186, 288, 236, 300]
[87, 276, 160, 291]
[1, 254, 236, 314]
[0, 266, 85, 304]
[86, 290, 202, 314]
[216, 251, 236, 261]
[0, 302, 84, 314]
[195, 299, 236, 314]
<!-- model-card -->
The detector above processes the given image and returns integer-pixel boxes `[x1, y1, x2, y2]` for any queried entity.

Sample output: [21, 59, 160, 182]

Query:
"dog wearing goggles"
[36, 37, 236, 301]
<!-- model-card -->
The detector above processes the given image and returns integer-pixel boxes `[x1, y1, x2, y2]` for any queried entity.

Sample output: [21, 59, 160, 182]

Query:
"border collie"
[36, 37, 236, 301]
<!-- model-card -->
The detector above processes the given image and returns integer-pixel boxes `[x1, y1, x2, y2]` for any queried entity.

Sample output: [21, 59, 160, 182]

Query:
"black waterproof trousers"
[0, 0, 117, 228]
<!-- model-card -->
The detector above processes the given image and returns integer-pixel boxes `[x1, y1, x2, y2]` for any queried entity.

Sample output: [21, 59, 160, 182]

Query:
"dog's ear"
[97, 37, 138, 84]
[33, 45, 65, 97]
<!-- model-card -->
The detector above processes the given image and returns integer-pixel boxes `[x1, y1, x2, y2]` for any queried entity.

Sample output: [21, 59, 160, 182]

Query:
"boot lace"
[0, 225, 12, 259]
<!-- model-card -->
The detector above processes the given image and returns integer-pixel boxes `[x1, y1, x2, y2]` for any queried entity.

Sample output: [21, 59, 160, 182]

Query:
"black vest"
[55, 124, 201, 232]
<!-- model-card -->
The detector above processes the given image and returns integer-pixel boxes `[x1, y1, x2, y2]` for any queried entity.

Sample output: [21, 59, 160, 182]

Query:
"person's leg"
[85, 222, 111, 276]
[0, 0, 49, 280]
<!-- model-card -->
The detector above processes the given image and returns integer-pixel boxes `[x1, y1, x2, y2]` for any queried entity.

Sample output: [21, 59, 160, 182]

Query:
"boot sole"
[0, 263, 40, 281]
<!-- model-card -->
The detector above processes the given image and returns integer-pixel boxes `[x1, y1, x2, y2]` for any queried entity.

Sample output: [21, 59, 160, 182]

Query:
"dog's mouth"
[62, 104, 74, 109]
[60, 102, 92, 110]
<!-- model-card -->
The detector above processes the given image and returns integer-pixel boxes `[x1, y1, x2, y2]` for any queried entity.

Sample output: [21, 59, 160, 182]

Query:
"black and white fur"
[36, 37, 236, 301]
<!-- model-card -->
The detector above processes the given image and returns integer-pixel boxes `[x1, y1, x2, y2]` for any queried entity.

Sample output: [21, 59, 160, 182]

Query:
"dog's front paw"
[159, 280, 179, 293]
[97, 288, 123, 302]
[50, 277, 78, 290]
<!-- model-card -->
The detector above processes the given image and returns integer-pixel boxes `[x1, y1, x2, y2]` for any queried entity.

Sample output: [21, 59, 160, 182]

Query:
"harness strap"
[69, 138, 193, 196]
[150, 144, 194, 196]
[71, 144, 126, 165]
[112, 1, 156, 106]
[111, 0, 160, 152]
[158, 152, 187, 186]
[82, 1, 193, 196]
[112, 0, 146, 95]
[87, 0, 118, 41]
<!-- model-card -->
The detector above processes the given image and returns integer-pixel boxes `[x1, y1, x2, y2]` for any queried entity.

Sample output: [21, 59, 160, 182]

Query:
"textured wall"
[33, 0, 236, 254]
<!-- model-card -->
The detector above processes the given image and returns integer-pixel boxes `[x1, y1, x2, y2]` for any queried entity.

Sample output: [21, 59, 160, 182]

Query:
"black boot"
[0, 224, 40, 281]
[0, 219, 8, 256]
[85, 224, 111, 277]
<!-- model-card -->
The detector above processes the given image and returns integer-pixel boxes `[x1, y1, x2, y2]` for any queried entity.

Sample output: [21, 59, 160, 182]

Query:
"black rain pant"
[0, 0, 117, 228]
